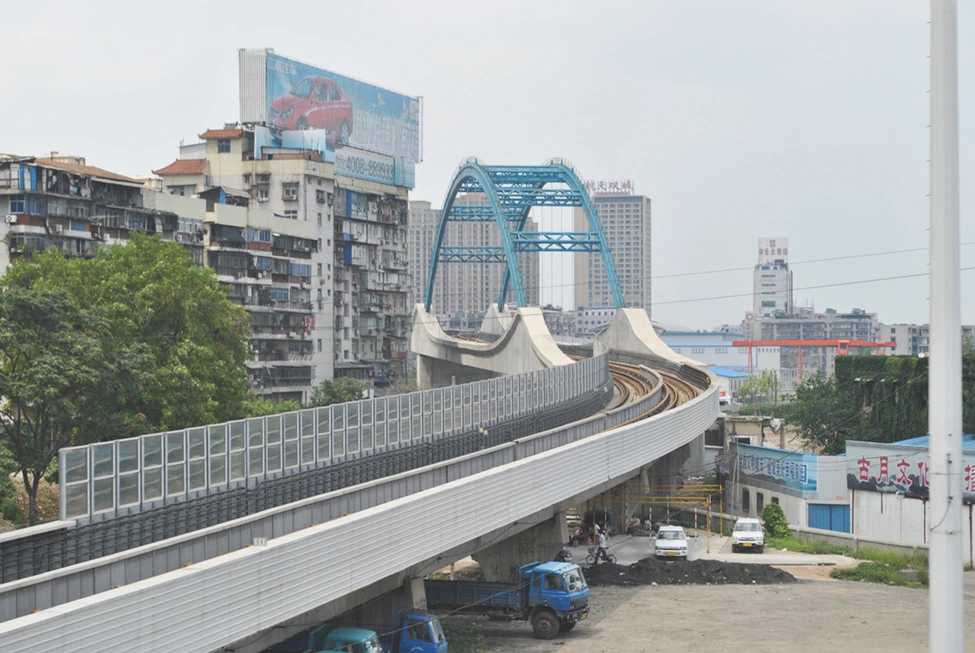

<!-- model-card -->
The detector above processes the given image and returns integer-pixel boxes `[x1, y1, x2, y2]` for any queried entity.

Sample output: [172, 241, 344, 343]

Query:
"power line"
[654, 242, 975, 280]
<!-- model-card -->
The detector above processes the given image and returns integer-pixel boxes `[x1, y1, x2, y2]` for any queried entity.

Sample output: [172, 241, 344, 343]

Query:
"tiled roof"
[199, 128, 244, 140]
[152, 159, 207, 175]
[35, 158, 139, 184]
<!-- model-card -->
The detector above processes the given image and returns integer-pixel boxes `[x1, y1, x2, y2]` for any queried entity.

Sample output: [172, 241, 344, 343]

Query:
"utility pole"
[929, 1, 963, 651]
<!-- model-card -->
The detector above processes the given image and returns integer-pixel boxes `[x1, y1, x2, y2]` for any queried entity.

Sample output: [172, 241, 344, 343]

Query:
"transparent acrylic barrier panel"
[361, 400, 373, 451]
[300, 409, 316, 465]
[165, 432, 185, 498]
[463, 384, 472, 428]
[433, 388, 443, 435]
[422, 391, 433, 439]
[411, 394, 422, 441]
[229, 421, 246, 482]
[283, 412, 299, 469]
[374, 398, 387, 447]
[142, 434, 163, 501]
[62, 448, 89, 518]
[332, 405, 345, 457]
[387, 396, 399, 445]
[209, 424, 228, 487]
[347, 403, 360, 453]
[188, 427, 207, 491]
[317, 406, 331, 461]
[117, 438, 140, 507]
[453, 387, 462, 429]
[248, 418, 265, 477]
[266, 415, 283, 473]
[402, 394, 413, 442]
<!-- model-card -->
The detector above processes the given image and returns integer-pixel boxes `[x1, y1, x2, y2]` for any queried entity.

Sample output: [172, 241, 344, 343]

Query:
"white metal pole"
[929, 1, 964, 651]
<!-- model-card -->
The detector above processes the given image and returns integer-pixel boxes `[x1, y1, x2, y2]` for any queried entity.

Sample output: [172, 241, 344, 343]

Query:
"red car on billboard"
[269, 77, 354, 144]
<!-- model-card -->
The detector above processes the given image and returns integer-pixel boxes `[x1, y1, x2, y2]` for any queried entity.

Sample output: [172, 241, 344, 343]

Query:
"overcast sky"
[2, 0, 971, 329]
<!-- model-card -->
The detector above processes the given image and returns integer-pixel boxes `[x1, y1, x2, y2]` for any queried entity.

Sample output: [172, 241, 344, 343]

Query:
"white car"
[654, 525, 689, 559]
[731, 518, 765, 553]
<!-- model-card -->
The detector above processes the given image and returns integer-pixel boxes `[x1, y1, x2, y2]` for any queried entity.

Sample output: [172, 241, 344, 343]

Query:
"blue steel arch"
[424, 157, 625, 312]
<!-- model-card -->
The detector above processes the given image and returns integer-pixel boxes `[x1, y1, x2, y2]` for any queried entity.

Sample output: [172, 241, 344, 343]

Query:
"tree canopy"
[3, 233, 252, 431]
[0, 287, 154, 523]
[310, 377, 369, 407]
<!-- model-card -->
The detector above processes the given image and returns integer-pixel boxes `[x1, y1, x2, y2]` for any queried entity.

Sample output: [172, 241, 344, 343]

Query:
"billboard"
[724, 443, 818, 493]
[263, 52, 420, 163]
[757, 237, 788, 263]
[846, 440, 975, 503]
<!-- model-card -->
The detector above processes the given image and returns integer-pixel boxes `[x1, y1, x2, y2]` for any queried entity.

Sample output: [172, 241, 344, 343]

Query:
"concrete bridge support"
[411, 304, 573, 388]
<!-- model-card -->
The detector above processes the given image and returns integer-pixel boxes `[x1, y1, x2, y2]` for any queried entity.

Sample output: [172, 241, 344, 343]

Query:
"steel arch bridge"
[424, 157, 625, 312]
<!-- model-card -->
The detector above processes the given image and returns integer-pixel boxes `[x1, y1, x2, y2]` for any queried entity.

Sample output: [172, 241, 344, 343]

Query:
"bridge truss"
[423, 157, 626, 311]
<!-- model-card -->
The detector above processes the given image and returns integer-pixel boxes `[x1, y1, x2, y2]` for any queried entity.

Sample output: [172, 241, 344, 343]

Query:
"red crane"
[731, 339, 897, 383]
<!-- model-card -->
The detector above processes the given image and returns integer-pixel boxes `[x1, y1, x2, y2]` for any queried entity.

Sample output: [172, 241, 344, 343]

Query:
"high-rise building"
[752, 237, 793, 318]
[408, 194, 539, 316]
[573, 186, 651, 312]
[153, 125, 413, 396]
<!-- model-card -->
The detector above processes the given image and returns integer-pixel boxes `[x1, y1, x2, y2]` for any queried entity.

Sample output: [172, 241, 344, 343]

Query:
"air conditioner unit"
[5, 215, 16, 224]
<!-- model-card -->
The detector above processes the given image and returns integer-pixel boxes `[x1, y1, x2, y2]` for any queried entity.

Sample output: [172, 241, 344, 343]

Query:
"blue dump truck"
[424, 561, 589, 640]
[268, 610, 446, 653]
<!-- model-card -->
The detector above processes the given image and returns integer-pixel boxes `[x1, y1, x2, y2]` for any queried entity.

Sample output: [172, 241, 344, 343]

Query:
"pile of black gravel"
[584, 557, 798, 586]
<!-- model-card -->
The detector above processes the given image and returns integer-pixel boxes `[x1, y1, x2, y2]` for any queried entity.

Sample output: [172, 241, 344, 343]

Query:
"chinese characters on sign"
[757, 237, 789, 263]
[583, 179, 634, 195]
[739, 453, 808, 484]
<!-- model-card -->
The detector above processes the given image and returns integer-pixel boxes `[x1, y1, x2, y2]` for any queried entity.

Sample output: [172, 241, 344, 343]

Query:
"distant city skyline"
[2, 1, 972, 328]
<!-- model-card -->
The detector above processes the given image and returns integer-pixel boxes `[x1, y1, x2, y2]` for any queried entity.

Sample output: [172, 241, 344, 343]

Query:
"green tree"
[3, 234, 251, 431]
[781, 373, 860, 454]
[737, 370, 779, 405]
[963, 334, 975, 435]
[761, 502, 789, 538]
[0, 287, 153, 524]
[310, 377, 368, 407]
[241, 395, 304, 417]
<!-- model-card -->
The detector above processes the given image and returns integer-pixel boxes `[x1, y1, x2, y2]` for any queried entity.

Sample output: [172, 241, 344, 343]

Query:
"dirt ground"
[456, 575, 975, 652]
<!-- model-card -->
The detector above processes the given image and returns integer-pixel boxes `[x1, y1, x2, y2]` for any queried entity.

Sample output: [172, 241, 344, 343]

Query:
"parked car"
[653, 525, 688, 560]
[269, 76, 354, 144]
[731, 517, 765, 553]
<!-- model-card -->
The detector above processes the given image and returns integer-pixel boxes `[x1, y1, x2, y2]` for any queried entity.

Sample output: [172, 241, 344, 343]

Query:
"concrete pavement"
[568, 531, 857, 568]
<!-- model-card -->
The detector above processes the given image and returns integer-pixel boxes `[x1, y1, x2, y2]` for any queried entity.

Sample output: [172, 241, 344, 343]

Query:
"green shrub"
[760, 503, 790, 538]
[440, 617, 485, 653]
[0, 498, 24, 524]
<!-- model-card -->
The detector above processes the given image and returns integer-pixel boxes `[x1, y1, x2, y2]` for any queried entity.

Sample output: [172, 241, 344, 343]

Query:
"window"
[316, 189, 326, 203]
[217, 139, 231, 153]
[756, 492, 765, 513]
[257, 188, 269, 202]
[742, 489, 750, 513]
[283, 183, 299, 201]
[317, 212, 322, 226]
[283, 209, 298, 219]
[544, 574, 563, 591]
[771, 496, 779, 505]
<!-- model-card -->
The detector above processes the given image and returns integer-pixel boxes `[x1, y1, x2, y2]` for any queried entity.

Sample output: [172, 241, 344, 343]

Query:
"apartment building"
[154, 126, 412, 391]
[744, 306, 879, 387]
[0, 152, 204, 275]
[408, 195, 539, 315]
[877, 323, 975, 357]
[573, 189, 652, 312]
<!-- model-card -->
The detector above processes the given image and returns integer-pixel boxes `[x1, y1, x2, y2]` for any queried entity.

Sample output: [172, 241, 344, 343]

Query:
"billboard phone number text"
[336, 153, 395, 185]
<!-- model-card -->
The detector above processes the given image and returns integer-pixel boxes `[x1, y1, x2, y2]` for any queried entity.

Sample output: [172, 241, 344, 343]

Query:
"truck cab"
[307, 625, 383, 653]
[384, 609, 447, 653]
[520, 561, 590, 638]
[302, 612, 445, 653]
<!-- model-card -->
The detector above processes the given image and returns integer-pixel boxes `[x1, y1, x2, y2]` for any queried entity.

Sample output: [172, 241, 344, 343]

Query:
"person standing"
[594, 530, 611, 565]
